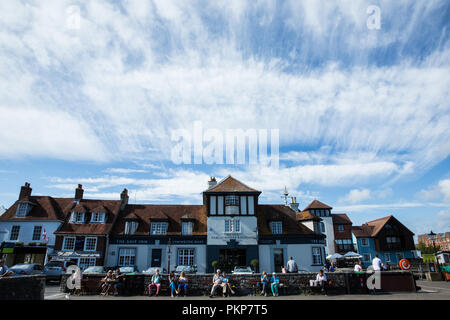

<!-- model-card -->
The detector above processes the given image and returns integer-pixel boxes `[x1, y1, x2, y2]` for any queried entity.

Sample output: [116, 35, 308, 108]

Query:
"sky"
[0, 0, 449, 238]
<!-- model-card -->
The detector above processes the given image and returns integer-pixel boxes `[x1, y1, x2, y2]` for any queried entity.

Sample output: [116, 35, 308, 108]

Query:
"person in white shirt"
[286, 257, 298, 273]
[354, 261, 363, 272]
[314, 270, 328, 295]
[372, 254, 383, 271]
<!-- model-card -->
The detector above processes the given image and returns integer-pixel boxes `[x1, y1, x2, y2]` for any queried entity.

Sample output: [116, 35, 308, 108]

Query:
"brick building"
[417, 232, 450, 251]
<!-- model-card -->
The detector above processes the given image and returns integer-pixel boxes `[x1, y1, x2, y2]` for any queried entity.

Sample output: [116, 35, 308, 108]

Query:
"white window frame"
[270, 221, 282, 234]
[63, 237, 76, 251]
[224, 219, 240, 233]
[124, 221, 138, 235]
[361, 238, 369, 246]
[84, 237, 97, 251]
[178, 248, 195, 266]
[182, 221, 193, 236]
[150, 222, 168, 235]
[248, 196, 254, 215]
[210, 196, 217, 215]
[118, 248, 136, 266]
[320, 222, 326, 233]
[32, 226, 42, 241]
[312, 247, 323, 265]
[90, 212, 105, 224]
[10, 225, 20, 240]
[384, 253, 391, 262]
[71, 212, 85, 224]
[78, 257, 96, 270]
[16, 203, 30, 217]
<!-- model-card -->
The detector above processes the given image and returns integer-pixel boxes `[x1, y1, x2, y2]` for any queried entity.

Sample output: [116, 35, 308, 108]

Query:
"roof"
[296, 210, 321, 222]
[204, 175, 261, 193]
[351, 225, 375, 237]
[332, 213, 352, 225]
[0, 196, 73, 222]
[303, 200, 332, 211]
[55, 199, 122, 235]
[257, 205, 317, 235]
[111, 204, 207, 236]
[352, 215, 414, 238]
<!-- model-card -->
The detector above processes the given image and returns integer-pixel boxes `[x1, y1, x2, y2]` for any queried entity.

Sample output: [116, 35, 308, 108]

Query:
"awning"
[326, 253, 344, 260]
[52, 251, 102, 258]
[1, 242, 15, 254]
[343, 251, 362, 258]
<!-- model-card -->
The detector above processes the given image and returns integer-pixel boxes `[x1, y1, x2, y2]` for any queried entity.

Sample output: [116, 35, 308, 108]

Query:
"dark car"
[44, 260, 78, 282]
[9, 264, 45, 276]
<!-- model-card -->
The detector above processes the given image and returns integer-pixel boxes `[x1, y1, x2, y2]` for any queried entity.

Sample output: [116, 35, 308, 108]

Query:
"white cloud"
[417, 179, 450, 202]
[104, 168, 148, 174]
[340, 188, 371, 203]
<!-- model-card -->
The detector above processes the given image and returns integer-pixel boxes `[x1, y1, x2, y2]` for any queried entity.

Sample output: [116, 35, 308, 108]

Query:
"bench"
[305, 280, 333, 295]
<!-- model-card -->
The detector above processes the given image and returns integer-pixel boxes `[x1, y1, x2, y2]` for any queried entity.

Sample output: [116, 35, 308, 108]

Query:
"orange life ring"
[399, 258, 411, 270]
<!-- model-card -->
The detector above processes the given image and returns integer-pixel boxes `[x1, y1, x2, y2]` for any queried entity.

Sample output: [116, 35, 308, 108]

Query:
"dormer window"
[91, 212, 106, 224]
[16, 203, 31, 217]
[125, 221, 138, 235]
[70, 212, 85, 224]
[150, 222, 167, 235]
[182, 221, 193, 235]
[270, 221, 282, 234]
[225, 195, 240, 215]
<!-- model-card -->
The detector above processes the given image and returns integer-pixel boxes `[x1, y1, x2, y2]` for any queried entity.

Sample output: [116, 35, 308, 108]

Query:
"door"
[151, 249, 162, 267]
[273, 248, 284, 273]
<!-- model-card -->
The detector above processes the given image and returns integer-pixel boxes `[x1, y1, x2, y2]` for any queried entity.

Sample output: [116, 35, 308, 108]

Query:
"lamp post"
[428, 231, 442, 278]
[167, 237, 172, 273]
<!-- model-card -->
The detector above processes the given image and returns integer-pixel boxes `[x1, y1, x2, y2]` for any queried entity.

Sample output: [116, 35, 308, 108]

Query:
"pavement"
[44, 280, 450, 300]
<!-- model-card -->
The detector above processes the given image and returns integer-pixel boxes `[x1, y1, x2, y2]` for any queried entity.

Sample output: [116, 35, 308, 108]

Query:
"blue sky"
[0, 0, 449, 237]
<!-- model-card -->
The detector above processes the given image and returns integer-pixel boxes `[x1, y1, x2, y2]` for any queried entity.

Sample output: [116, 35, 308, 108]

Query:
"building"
[105, 176, 327, 273]
[352, 215, 416, 267]
[417, 232, 450, 251]
[0, 183, 69, 266]
[331, 213, 355, 254]
[51, 185, 124, 270]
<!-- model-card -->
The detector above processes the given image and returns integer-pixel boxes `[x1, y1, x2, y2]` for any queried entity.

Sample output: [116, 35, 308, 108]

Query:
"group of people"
[259, 271, 280, 296]
[210, 269, 235, 298]
[101, 268, 125, 296]
[148, 269, 189, 297]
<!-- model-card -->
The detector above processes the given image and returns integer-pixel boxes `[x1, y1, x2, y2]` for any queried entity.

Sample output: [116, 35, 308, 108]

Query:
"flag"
[42, 228, 48, 244]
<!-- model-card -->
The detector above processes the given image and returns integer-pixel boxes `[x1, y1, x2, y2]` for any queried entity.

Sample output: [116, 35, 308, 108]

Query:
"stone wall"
[0, 275, 45, 300]
[61, 271, 416, 296]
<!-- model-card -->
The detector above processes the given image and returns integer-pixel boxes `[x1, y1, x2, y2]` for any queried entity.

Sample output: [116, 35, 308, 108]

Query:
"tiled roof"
[296, 210, 321, 222]
[55, 199, 122, 235]
[111, 204, 207, 236]
[351, 225, 375, 237]
[204, 175, 261, 193]
[257, 205, 317, 235]
[332, 213, 352, 225]
[0, 196, 72, 221]
[303, 200, 332, 211]
[351, 215, 414, 237]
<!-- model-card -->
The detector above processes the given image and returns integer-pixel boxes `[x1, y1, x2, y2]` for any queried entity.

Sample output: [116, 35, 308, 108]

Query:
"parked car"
[119, 266, 139, 274]
[9, 264, 45, 276]
[44, 260, 78, 282]
[231, 266, 254, 275]
[142, 267, 167, 274]
[173, 265, 197, 275]
[82, 266, 106, 274]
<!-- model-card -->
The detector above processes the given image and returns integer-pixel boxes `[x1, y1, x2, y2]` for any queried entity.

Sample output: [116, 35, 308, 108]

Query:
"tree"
[416, 242, 441, 254]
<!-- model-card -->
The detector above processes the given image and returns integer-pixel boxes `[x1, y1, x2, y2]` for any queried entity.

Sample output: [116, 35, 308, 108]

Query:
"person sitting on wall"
[270, 272, 280, 297]
[210, 269, 226, 298]
[314, 269, 328, 295]
[0, 259, 11, 278]
[221, 271, 235, 296]
[114, 268, 125, 296]
[176, 271, 188, 297]
[101, 270, 115, 296]
[260, 271, 269, 296]
[329, 262, 336, 272]
[168, 271, 177, 298]
[148, 268, 162, 297]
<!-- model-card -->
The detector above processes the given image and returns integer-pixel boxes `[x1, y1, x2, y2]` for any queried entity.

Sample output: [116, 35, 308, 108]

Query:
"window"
[361, 238, 369, 246]
[210, 196, 217, 215]
[71, 212, 85, 224]
[79, 258, 96, 270]
[386, 236, 400, 243]
[270, 221, 282, 234]
[363, 254, 371, 262]
[312, 247, 323, 265]
[182, 222, 193, 235]
[32, 226, 42, 241]
[16, 203, 30, 217]
[336, 239, 353, 251]
[63, 237, 76, 251]
[150, 222, 167, 235]
[384, 253, 390, 262]
[90, 212, 105, 223]
[178, 248, 195, 266]
[320, 222, 325, 233]
[248, 196, 254, 214]
[10, 226, 20, 240]
[225, 195, 239, 206]
[118, 248, 136, 266]
[124, 221, 138, 235]
[338, 224, 344, 232]
[225, 219, 240, 233]
[396, 252, 403, 261]
[84, 237, 97, 251]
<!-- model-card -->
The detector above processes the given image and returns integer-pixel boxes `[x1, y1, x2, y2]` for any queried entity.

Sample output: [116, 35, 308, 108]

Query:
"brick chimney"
[208, 177, 217, 189]
[120, 188, 129, 210]
[19, 182, 32, 200]
[289, 197, 299, 212]
[75, 184, 84, 200]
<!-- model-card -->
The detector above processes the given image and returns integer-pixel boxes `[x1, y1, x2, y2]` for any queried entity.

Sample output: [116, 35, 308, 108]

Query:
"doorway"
[218, 249, 246, 272]
[273, 248, 284, 273]
[151, 249, 162, 267]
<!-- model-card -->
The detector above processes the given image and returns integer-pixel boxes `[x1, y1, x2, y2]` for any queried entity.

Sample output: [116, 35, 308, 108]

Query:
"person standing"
[270, 272, 280, 297]
[285, 257, 298, 273]
[372, 254, 383, 271]
[210, 269, 226, 298]
[329, 262, 336, 272]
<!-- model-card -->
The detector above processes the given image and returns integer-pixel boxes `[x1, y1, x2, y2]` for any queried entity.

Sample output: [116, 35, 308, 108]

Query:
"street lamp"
[428, 231, 442, 278]
[167, 237, 172, 273]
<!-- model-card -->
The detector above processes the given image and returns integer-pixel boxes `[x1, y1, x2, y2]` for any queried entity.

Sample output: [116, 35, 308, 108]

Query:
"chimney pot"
[19, 182, 32, 200]
[208, 176, 217, 189]
[75, 184, 84, 200]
